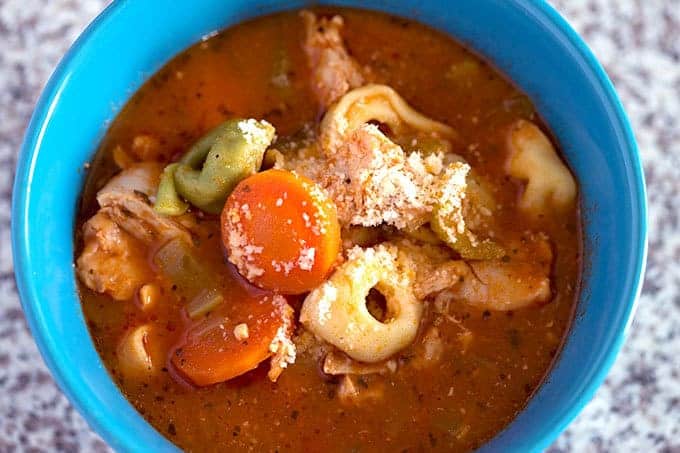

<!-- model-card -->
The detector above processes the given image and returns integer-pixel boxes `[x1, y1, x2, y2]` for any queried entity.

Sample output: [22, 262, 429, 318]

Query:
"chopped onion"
[186, 288, 224, 319]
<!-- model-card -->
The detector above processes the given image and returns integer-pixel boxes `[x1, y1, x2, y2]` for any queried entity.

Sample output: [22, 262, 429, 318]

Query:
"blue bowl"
[12, 0, 647, 451]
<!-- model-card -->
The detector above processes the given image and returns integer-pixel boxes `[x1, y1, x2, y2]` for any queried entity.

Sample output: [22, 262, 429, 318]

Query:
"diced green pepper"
[186, 288, 225, 319]
[445, 59, 481, 88]
[154, 238, 226, 317]
[431, 168, 505, 260]
[153, 238, 217, 300]
[431, 213, 505, 260]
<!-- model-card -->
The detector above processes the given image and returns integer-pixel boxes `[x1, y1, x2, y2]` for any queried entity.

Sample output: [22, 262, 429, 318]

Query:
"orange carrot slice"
[171, 294, 291, 386]
[221, 169, 341, 294]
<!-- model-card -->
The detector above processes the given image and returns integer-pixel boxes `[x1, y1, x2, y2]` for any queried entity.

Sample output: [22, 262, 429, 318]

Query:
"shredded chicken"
[76, 212, 151, 300]
[323, 351, 397, 376]
[275, 127, 451, 230]
[77, 163, 200, 300]
[451, 259, 552, 311]
[393, 238, 461, 299]
[395, 234, 553, 310]
[293, 327, 330, 361]
[414, 260, 469, 300]
[409, 327, 445, 369]
[321, 124, 445, 229]
[96, 163, 193, 244]
[446, 234, 553, 310]
[301, 10, 364, 110]
[336, 375, 385, 405]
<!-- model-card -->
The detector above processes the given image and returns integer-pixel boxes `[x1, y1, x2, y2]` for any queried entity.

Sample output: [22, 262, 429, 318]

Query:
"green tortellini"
[154, 118, 275, 215]
[154, 163, 188, 216]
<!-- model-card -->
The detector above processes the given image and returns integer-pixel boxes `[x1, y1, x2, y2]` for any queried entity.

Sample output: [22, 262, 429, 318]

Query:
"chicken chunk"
[336, 375, 385, 405]
[451, 259, 552, 311]
[77, 164, 202, 300]
[76, 212, 151, 300]
[408, 327, 445, 369]
[392, 238, 465, 300]
[96, 162, 194, 244]
[415, 257, 551, 310]
[301, 10, 364, 110]
[397, 233, 553, 310]
[414, 260, 469, 300]
[322, 124, 446, 229]
[445, 234, 553, 310]
[323, 350, 397, 376]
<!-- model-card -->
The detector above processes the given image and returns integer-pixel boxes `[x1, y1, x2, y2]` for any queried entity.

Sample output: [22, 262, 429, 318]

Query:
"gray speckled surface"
[1, 0, 678, 451]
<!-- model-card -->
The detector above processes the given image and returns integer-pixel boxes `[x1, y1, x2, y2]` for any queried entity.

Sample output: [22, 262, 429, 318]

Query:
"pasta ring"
[320, 84, 457, 154]
[300, 244, 422, 363]
[506, 120, 576, 216]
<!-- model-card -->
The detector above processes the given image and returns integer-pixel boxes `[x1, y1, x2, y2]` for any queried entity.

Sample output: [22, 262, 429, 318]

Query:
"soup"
[75, 8, 581, 452]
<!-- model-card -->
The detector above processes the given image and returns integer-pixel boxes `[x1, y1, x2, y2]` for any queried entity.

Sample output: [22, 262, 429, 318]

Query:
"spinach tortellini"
[154, 118, 275, 215]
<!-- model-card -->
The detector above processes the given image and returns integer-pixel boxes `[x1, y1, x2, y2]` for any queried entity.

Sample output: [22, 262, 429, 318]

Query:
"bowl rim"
[11, 0, 647, 452]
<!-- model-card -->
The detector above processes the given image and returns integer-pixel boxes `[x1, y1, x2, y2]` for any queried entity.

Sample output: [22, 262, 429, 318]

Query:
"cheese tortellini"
[507, 120, 577, 215]
[117, 324, 164, 380]
[320, 84, 457, 154]
[300, 244, 422, 363]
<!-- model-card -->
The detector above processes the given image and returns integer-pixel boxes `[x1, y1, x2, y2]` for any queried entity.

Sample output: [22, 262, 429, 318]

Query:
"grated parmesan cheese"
[271, 260, 295, 276]
[297, 246, 316, 271]
[237, 119, 274, 147]
[241, 203, 252, 220]
[233, 323, 249, 341]
[433, 162, 470, 242]
[315, 281, 337, 325]
[225, 206, 265, 280]
[273, 109, 466, 234]
[268, 296, 297, 382]
[280, 124, 448, 230]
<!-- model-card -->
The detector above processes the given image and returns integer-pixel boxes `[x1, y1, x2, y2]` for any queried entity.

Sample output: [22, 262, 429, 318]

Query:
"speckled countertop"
[1, 0, 678, 451]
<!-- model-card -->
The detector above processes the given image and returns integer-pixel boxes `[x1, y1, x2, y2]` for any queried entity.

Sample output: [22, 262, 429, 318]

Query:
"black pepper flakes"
[429, 432, 437, 447]
[508, 328, 521, 347]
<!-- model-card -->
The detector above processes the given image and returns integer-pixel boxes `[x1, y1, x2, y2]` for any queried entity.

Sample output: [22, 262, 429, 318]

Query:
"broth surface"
[77, 8, 581, 452]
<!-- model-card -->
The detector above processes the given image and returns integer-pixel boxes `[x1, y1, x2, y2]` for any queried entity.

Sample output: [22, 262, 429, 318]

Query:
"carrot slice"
[221, 169, 341, 294]
[171, 294, 292, 386]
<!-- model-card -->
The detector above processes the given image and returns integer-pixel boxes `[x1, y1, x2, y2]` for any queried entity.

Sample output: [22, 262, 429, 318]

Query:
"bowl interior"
[12, 1, 646, 452]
